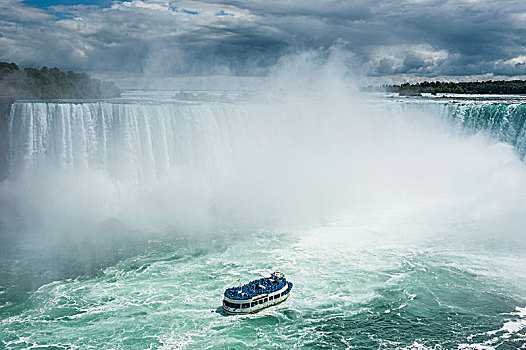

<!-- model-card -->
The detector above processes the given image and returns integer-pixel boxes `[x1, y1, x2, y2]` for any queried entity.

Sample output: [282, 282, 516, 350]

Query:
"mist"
[3, 1, 526, 347]
[2, 49, 526, 350]
[2, 51, 526, 238]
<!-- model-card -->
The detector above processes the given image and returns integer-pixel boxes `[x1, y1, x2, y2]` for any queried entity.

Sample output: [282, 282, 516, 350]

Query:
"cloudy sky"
[1, 0, 525, 82]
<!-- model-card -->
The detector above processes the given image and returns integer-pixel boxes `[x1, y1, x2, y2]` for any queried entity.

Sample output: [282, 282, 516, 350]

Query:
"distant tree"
[0, 62, 120, 100]
[385, 80, 526, 95]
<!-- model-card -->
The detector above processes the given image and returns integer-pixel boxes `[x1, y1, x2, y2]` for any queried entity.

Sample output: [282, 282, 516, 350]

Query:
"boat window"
[264, 298, 268, 303]
[223, 300, 240, 308]
[259, 300, 263, 305]
[251, 302, 256, 307]
[269, 296, 274, 300]
[242, 304, 249, 308]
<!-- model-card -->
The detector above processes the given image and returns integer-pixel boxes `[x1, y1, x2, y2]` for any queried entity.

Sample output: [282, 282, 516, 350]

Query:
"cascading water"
[7, 102, 238, 184]
[1, 92, 525, 349]
[445, 103, 526, 159]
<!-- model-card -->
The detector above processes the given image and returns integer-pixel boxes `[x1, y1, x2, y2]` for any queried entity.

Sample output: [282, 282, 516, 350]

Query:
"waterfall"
[6, 102, 245, 184]
[443, 103, 526, 159]
[3, 98, 526, 230]
[7, 101, 526, 182]
[2, 100, 336, 228]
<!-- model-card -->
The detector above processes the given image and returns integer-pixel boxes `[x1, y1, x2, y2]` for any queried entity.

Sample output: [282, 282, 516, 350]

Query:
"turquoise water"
[1, 221, 525, 349]
[1, 94, 526, 349]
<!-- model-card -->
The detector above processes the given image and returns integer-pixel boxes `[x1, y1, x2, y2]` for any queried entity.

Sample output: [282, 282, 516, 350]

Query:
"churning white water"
[1, 90, 526, 349]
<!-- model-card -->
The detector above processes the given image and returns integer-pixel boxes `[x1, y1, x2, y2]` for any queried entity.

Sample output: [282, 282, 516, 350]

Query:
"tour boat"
[222, 272, 293, 314]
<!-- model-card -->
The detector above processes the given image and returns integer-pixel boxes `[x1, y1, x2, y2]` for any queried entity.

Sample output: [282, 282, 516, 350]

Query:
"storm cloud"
[0, 0, 525, 81]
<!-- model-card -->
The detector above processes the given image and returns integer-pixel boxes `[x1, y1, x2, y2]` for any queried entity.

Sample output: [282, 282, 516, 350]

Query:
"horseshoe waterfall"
[1, 92, 525, 349]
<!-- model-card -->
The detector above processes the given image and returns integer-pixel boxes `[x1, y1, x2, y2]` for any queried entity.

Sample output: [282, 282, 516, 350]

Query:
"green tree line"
[384, 80, 526, 95]
[0, 62, 120, 99]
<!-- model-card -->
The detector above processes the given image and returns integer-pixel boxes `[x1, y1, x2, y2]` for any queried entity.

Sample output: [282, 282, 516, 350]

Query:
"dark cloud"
[0, 0, 525, 80]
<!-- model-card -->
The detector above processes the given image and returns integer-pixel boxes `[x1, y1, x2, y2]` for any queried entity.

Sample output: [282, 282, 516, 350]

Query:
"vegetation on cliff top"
[383, 80, 526, 95]
[0, 62, 120, 100]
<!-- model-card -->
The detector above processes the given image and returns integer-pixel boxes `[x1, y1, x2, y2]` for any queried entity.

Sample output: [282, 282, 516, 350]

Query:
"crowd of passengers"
[225, 277, 287, 300]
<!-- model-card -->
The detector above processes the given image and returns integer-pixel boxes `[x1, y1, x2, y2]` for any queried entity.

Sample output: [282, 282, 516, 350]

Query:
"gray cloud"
[0, 0, 525, 80]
